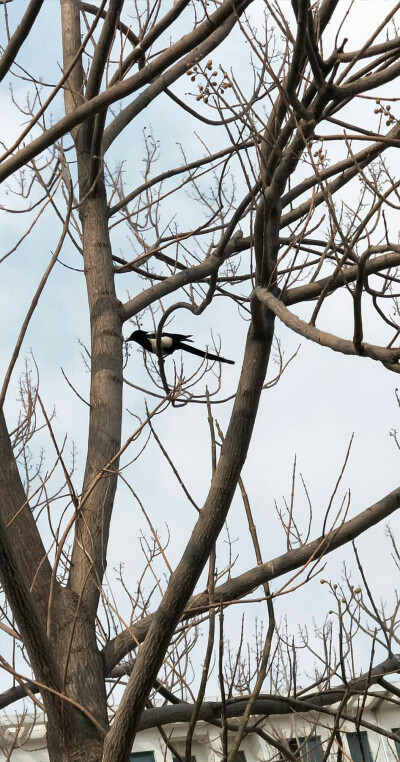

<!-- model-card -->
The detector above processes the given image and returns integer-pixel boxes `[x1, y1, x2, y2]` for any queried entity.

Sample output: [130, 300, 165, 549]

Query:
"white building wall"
[1, 691, 400, 762]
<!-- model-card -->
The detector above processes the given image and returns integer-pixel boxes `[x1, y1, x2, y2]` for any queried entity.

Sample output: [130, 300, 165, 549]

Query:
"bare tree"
[1, 1, 400, 761]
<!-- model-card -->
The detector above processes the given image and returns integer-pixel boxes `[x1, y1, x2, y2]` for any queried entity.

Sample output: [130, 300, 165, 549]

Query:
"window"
[289, 739, 300, 757]
[304, 736, 324, 762]
[285, 736, 323, 762]
[130, 752, 156, 762]
[346, 732, 373, 762]
[234, 753, 246, 762]
[391, 728, 400, 758]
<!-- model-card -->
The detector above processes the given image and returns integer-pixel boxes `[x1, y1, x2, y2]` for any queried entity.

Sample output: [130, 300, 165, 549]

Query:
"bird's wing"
[146, 332, 193, 343]
[177, 342, 234, 365]
[164, 332, 193, 343]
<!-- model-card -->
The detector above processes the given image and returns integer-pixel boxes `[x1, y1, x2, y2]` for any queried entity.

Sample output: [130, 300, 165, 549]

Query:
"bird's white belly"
[148, 336, 173, 352]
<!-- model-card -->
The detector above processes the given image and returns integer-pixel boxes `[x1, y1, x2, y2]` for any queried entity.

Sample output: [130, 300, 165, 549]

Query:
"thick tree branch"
[0, 480, 73, 745]
[85, 0, 124, 102]
[0, 0, 44, 83]
[86, 0, 125, 180]
[60, 0, 85, 120]
[0, 410, 53, 614]
[103, 484, 400, 672]
[136, 687, 400, 736]
[284, 247, 400, 306]
[336, 37, 400, 63]
[256, 288, 400, 367]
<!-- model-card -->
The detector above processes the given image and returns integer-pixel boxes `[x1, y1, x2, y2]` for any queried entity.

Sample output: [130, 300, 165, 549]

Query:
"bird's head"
[126, 330, 144, 342]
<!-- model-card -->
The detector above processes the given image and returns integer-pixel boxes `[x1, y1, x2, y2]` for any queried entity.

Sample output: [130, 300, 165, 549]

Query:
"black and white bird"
[126, 329, 234, 365]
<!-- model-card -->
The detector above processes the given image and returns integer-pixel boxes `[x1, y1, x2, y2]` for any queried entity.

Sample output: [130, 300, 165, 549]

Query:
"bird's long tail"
[177, 342, 234, 365]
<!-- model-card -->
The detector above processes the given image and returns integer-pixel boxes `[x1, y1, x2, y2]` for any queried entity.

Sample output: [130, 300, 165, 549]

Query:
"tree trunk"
[47, 733, 104, 762]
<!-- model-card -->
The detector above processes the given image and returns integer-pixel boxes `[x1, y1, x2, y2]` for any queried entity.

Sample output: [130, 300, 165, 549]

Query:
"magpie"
[126, 329, 234, 365]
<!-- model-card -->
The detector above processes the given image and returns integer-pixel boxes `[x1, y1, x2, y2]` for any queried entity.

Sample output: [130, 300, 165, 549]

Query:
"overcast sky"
[0, 0, 400, 709]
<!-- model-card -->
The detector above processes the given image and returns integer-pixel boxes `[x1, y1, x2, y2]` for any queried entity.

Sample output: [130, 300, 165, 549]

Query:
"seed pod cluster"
[186, 59, 233, 105]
